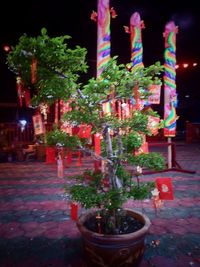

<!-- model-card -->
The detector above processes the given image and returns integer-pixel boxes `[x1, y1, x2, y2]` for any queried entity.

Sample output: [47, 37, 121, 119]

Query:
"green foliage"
[7, 30, 166, 234]
[69, 168, 155, 214]
[129, 152, 166, 171]
[6, 28, 88, 105]
[70, 184, 104, 209]
[65, 57, 165, 234]
[46, 128, 79, 149]
[122, 132, 143, 152]
[82, 57, 164, 101]
[128, 182, 155, 200]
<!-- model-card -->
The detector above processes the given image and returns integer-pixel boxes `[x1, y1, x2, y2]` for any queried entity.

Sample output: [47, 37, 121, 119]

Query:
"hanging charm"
[70, 202, 78, 221]
[39, 103, 49, 123]
[16, 76, 23, 107]
[57, 148, 64, 178]
[151, 188, 163, 212]
[25, 88, 31, 107]
[96, 213, 102, 234]
[31, 57, 37, 84]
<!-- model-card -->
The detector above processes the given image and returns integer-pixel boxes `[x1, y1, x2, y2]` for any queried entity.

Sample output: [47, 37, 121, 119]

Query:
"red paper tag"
[31, 58, 37, 84]
[156, 177, 174, 200]
[164, 128, 176, 137]
[148, 84, 161, 104]
[134, 142, 149, 155]
[32, 114, 44, 135]
[94, 133, 101, 155]
[72, 126, 80, 135]
[77, 124, 92, 138]
[25, 89, 31, 107]
[147, 116, 160, 136]
[70, 202, 78, 221]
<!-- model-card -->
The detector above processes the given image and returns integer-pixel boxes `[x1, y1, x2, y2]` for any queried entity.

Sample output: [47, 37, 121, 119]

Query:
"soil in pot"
[84, 213, 144, 235]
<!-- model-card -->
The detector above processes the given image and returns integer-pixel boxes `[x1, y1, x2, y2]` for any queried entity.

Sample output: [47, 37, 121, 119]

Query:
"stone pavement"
[0, 142, 200, 267]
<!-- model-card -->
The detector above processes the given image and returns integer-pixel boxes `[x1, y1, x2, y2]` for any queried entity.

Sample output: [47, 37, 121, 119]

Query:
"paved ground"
[0, 142, 200, 267]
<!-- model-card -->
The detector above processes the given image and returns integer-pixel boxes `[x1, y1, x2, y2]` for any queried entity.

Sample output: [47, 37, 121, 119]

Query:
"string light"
[175, 62, 198, 69]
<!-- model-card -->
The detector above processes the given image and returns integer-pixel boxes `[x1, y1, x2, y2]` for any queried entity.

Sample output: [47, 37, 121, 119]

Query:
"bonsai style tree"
[6, 29, 165, 236]
[63, 56, 165, 234]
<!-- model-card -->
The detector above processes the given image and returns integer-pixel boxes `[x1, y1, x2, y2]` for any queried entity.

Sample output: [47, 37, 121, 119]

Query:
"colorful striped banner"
[96, 0, 111, 78]
[163, 21, 178, 137]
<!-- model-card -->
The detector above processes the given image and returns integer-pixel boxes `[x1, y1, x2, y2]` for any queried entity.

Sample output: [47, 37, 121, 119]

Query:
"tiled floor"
[0, 142, 200, 267]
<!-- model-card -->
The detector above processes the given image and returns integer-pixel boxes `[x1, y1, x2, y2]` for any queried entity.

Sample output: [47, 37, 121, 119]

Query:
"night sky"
[0, 0, 199, 127]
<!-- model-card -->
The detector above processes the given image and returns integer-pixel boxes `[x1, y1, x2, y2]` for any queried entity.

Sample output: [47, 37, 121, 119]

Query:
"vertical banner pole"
[96, 0, 111, 78]
[130, 12, 144, 110]
[130, 12, 147, 154]
[130, 12, 144, 71]
[163, 21, 178, 168]
[95, 0, 112, 169]
[167, 137, 172, 168]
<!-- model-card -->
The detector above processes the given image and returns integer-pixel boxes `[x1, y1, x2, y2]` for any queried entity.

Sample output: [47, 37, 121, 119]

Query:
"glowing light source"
[175, 62, 198, 69]
[183, 63, 189, 68]
[3, 45, 11, 52]
[19, 119, 27, 132]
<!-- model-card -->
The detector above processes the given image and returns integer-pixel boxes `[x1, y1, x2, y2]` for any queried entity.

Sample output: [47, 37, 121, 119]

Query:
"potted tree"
[62, 57, 165, 266]
[6, 30, 165, 267]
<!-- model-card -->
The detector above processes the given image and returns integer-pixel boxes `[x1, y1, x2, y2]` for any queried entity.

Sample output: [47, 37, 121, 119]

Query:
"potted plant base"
[77, 209, 151, 267]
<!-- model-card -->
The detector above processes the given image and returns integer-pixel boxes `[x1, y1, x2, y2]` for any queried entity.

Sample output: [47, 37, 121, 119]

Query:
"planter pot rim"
[76, 208, 151, 243]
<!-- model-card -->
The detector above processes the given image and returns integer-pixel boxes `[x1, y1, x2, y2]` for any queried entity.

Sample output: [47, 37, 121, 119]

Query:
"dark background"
[0, 0, 199, 130]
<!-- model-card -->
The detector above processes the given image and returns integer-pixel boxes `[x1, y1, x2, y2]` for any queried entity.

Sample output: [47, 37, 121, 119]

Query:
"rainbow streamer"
[130, 12, 144, 70]
[163, 21, 178, 137]
[97, 0, 111, 78]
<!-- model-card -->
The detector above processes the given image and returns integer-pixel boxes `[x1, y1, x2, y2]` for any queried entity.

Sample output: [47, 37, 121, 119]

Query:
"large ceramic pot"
[77, 209, 151, 267]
